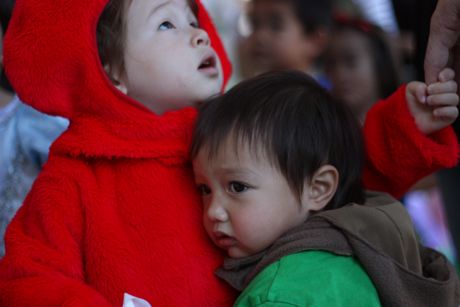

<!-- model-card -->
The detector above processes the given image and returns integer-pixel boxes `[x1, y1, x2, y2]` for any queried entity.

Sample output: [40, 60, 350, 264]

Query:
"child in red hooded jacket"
[1, 0, 234, 306]
[0, 0, 457, 306]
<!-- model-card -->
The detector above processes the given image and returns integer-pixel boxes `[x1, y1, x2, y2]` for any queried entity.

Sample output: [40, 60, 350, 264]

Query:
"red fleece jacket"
[0, 0, 458, 306]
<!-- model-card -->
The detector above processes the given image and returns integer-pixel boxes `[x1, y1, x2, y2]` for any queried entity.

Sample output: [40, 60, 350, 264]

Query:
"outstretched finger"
[424, 1, 460, 84]
[425, 36, 451, 85]
[454, 45, 460, 95]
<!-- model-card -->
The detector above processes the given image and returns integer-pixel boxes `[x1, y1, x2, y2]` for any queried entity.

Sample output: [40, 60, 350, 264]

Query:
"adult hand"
[424, 0, 460, 86]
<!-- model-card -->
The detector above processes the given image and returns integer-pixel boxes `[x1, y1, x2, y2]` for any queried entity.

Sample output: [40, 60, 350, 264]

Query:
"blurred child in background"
[239, 0, 333, 88]
[325, 15, 399, 122]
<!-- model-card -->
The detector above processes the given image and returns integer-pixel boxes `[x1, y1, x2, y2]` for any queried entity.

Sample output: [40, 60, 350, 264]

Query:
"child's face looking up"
[193, 139, 311, 258]
[245, 0, 314, 74]
[118, 0, 223, 114]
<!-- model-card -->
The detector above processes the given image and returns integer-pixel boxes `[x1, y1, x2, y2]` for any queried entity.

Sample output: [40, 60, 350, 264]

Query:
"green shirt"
[235, 251, 381, 307]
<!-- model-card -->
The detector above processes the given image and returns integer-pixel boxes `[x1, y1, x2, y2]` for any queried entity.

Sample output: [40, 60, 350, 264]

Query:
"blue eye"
[197, 184, 211, 196]
[229, 181, 249, 193]
[158, 21, 175, 30]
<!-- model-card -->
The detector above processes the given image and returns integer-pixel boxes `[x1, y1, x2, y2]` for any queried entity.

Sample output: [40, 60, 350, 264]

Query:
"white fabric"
[122, 293, 152, 307]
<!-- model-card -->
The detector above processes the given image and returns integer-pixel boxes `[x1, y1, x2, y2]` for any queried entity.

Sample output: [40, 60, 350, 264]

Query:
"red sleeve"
[362, 85, 459, 199]
[0, 173, 113, 307]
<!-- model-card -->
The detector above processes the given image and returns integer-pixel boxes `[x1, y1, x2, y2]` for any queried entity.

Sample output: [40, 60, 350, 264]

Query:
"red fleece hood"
[4, 0, 231, 159]
[4, 0, 231, 119]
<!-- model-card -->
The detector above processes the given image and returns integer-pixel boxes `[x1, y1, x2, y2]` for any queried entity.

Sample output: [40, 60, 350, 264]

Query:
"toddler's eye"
[229, 181, 249, 193]
[197, 184, 211, 196]
[158, 21, 175, 30]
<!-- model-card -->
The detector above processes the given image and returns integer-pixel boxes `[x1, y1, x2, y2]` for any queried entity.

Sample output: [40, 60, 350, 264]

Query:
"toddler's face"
[244, 0, 312, 75]
[193, 139, 310, 258]
[119, 0, 223, 114]
[325, 29, 379, 119]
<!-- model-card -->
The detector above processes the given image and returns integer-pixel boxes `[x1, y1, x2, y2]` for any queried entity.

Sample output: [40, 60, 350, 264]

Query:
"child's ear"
[301, 164, 339, 212]
[104, 65, 128, 94]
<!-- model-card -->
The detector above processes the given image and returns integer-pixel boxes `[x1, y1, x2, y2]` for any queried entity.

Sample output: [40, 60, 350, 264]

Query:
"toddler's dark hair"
[191, 70, 364, 210]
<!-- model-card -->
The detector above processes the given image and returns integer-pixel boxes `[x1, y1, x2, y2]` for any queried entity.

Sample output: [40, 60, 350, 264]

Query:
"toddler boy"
[192, 71, 460, 306]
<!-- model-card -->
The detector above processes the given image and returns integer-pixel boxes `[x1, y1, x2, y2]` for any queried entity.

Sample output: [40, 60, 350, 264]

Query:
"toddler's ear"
[104, 65, 128, 94]
[302, 164, 338, 212]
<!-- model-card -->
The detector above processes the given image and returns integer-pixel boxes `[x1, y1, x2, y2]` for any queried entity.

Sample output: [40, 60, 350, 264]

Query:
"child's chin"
[227, 247, 252, 259]
[209, 82, 223, 96]
[197, 89, 221, 104]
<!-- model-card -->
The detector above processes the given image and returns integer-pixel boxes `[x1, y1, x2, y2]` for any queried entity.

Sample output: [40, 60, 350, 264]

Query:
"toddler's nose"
[206, 199, 228, 223]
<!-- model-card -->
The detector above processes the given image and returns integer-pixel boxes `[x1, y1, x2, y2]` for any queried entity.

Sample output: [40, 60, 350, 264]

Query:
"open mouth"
[198, 54, 216, 70]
